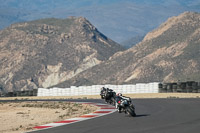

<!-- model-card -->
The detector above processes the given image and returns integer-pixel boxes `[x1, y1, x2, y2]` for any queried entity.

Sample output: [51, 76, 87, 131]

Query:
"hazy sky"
[0, 0, 200, 44]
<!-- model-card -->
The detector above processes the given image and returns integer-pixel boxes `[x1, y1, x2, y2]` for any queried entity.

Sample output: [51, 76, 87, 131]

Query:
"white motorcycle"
[116, 96, 136, 117]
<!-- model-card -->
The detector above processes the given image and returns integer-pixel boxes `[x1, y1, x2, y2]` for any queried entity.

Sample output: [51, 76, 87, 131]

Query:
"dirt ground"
[0, 101, 98, 133]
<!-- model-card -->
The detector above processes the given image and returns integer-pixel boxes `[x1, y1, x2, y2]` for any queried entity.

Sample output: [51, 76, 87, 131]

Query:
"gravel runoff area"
[0, 101, 98, 133]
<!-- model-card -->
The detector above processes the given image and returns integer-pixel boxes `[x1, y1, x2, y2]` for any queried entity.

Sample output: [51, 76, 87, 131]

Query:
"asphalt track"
[1, 99, 200, 133]
[19, 98, 199, 133]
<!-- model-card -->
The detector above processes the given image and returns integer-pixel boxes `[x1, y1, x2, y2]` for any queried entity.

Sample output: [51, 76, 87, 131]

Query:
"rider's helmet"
[101, 87, 105, 91]
[117, 93, 122, 96]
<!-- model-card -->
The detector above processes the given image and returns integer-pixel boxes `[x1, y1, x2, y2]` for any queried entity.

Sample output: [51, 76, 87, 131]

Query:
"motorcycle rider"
[100, 87, 106, 99]
[100, 87, 116, 104]
[115, 93, 123, 113]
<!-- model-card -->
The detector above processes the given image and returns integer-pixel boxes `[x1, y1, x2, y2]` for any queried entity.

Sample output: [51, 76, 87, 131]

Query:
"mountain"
[55, 12, 200, 87]
[0, 0, 200, 43]
[0, 17, 124, 92]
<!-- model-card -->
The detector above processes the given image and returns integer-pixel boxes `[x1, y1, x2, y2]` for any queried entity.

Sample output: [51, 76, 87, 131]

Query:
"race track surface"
[26, 98, 200, 133]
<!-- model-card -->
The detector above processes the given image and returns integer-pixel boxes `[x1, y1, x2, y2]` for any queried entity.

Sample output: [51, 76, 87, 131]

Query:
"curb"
[27, 102, 116, 132]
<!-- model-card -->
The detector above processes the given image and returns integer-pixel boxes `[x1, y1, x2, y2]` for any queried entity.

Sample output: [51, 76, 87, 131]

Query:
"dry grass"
[0, 101, 98, 133]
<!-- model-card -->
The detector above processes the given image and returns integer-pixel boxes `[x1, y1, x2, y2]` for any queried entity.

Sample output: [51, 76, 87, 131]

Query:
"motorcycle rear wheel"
[111, 97, 115, 106]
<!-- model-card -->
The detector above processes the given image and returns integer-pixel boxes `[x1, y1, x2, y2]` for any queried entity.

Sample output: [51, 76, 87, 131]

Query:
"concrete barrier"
[37, 82, 161, 96]
[3, 81, 200, 97]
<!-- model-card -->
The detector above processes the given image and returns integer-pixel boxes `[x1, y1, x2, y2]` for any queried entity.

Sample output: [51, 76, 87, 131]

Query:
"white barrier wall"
[37, 82, 160, 96]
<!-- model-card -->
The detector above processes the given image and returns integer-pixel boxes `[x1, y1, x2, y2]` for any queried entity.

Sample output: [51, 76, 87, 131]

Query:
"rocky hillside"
[56, 12, 200, 87]
[0, 17, 124, 92]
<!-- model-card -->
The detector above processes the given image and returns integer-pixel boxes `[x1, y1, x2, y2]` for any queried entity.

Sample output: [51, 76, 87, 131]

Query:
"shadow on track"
[135, 114, 150, 117]
[124, 114, 150, 118]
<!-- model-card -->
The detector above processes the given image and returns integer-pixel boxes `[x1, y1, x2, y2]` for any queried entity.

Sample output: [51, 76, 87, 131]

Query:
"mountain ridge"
[1, 12, 200, 92]
[54, 11, 200, 88]
[0, 16, 124, 92]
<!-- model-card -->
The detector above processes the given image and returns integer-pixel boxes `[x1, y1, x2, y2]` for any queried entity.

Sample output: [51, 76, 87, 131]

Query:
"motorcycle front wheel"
[126, 106, 136, 117]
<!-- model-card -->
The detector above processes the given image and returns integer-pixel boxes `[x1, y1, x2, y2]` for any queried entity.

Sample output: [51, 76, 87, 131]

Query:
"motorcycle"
[100, 87, 116, 106]
[116, 96, 136, 117]
[100, 87, 136, 117]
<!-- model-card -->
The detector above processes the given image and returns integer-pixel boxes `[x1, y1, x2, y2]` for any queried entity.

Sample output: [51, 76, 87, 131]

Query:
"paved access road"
[26, 99, 200, 133]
